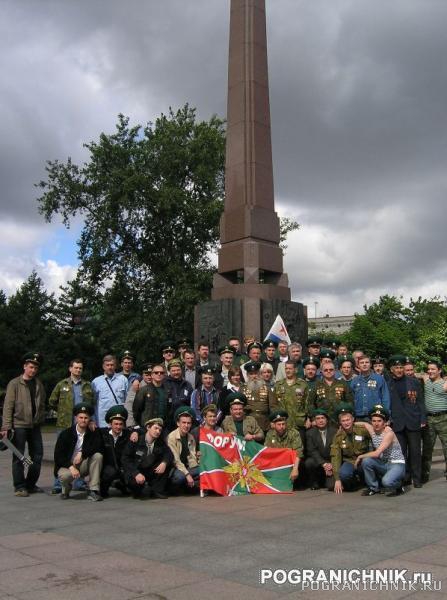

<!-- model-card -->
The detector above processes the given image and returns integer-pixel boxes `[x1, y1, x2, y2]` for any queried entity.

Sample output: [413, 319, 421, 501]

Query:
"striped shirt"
[424, 379, 447, 413]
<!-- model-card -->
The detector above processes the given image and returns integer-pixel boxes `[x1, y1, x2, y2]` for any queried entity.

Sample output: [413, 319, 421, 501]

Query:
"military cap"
[247, 341, 263, 353]
[73, 403, 94, 417]
[120, 350, 135, 361]
[200, 366, 215, 376]
[168, 358, 183, 369]
[372, 356, 386, 365]
[319, 347, 336, 360]
[339, 354, 355, 367]
[226, 392, 247, 406]
[324, 337, 341, 349]
[245, 361, 262, 373]
[269, 409, 289, 422]
[302, 356, 321, 368]
[22, 352, 42, 366]
[201, 403, 218, 417]
[177, 337, 192, 349]
[310, 407, 329, 418]
[404, 355, 415, 365]
[105, 405, 128, 423]
[174, 406, 195, 421]
[388, 354, 407, 367]
[368, 404, 390, 420]
[306, 336, 322, 347]
[263, 339, 278, 350]
[426, 358, 443, 369]
[161, 340, 176, 353]
[335, 403, 355, 418]
[145, 417, 164, 427]
[218, 345, 236, 356]
[141, 362, 153, 373]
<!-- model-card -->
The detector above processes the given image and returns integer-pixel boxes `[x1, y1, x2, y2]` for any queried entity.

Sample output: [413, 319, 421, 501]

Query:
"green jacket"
[309, 380, 354, 425]
[330, 423, 370, 480]
[274, 378, 309, 429]
[2, 375, 46, 430]
[48, 378, 94, 429]
[265, 428, 303, 457]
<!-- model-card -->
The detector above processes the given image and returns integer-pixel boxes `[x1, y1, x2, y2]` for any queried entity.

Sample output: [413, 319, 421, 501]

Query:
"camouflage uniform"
[274, 379, 309, 430]
[265, 428, 303, 457]
[330, 423, 371, 487]
[309, 380, 354, 425]
[49, 378, 94, 429]
[241, 383, 277, 432]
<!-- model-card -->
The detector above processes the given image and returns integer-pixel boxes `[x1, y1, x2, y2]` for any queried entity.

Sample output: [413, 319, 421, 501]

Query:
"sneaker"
[14, 489, 29, 497]
[361, 488, 378, 496]
[87, 490, 103, 502]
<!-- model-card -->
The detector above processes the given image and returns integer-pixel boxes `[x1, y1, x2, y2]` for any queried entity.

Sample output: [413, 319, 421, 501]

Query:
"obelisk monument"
[195, 0, 307, 351]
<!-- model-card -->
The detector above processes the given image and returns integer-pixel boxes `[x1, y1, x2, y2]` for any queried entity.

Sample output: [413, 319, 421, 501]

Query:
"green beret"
[22, 352, 42, 366]
[306, 336, 322, 347]
[247, 342, 263, 353]
[303, 357, 320, 368]
[105, 405, 128, 423]
[227, 392, 247, 406]
[168, 358, 183, 369]
[388, 354, 406, 367]
[335, 403, 354, 418]
[218, 345, 236, 356]
[269, 409, 289, 422]
[145, 417, 164, 427]
[368, 404, 390, 420]
[120, 350, 135, 361]
[263, 339, 278, 349]
[161, 340, 176, 353]
[201, 403, 218, 417]
[73, 403, 95, 417]
[310, 407, 329, 418]
[339, 354, 355, 367]
[372, 356, 386, 366]
[174, 406, 195, 421]
[319, 347, 336, 360]
[245, 361, 262, 373]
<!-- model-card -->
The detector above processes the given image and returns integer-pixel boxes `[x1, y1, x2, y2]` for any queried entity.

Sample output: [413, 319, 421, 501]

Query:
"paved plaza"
[0, 433, 446, 599]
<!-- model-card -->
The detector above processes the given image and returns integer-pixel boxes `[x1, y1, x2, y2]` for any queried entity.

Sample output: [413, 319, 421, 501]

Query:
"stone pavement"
[1, 433, 447, 600]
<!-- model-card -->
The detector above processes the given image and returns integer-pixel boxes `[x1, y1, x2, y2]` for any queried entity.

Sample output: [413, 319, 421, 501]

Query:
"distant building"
[308, 314, 355, 335]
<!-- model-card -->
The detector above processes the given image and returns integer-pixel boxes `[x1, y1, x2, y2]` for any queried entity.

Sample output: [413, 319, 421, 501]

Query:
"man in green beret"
[222, 394, 264, 442]
[330, 403, 371, 494]
[1, 352, 46, 497]
[355, 405, 406, 497]
[274, 361, 310, 446]
[167, 406, 200, 492]
[98, 405, 138, 498]
[54, 403, 103, 501]
[305, 408, 337, 490]
[264, 410, 301, 482]
[241, 362, 276, 432]
[309, 361, 354, 425]
[121, 417, 172, 499]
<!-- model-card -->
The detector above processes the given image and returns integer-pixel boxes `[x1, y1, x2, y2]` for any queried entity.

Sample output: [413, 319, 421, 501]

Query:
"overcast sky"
[2, 0, 447, 317]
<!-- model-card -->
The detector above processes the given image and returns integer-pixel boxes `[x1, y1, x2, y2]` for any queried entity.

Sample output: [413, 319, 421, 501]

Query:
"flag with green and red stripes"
[200, 429, 296, 495]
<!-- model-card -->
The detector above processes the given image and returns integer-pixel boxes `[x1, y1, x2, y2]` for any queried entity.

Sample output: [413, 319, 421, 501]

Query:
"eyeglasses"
[323, 368, 335, 372]
[153, 371, 164, 375]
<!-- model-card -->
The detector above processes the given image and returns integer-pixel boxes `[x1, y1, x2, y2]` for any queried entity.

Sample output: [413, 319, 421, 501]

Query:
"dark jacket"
[53, 426, 102, 476]
[121, 432, 173, 480]
[306, 425, 337, 465]
[389, 375, 426, 432]
[132, 382, 170, 427]
[98, 427, 132, 471]
[164, 376, 193, 429]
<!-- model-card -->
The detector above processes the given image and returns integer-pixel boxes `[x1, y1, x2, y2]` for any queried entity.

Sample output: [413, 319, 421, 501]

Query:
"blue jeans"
[339, 461, 364, 490]
[12, 427, 43, 491]
[170, 466, 200, 490]
[361, 457, 405, 491]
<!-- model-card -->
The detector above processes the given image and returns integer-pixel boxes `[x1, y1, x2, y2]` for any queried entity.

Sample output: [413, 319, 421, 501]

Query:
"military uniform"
[309, 380, 354, 425]
[330, 423, 370, 490]
[274, 378, 309, 431]
[222, 415, 263, 440]
[265, 428, 303, 457]
[49, 378, 94, 429]
[241, 383, 276, 432]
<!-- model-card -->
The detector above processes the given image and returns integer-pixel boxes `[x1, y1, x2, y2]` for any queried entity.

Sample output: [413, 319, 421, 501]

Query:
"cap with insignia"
[218, 345, 236, 356]
[200, 366, 215, 376]
[22, 352, 42, 366]
[168, 358, 183, 369]
[305, 336, 322, 347]
[310, 407, 329, 418]
[145, 417, 164, 427]
[177, 337, 192, 349]
[201, 403, 218, 417]
[263, 339, 278, 350]
[319, 348, 336, 360]
[368, 404, 390, 420]
[161, 340, 176, 353]
[105, 405, 128, 423]
[324, 337, 341, 349]
[338, 354, 355, 367]
[227, 392, 247, 406]
[141, 362, 153, 373]
[388, 354, 406, 367]
[245, 361, 262, 373]
[404, 356, 415, 365]
[73, 403, 95, 417]
[120, 350, 135, 361]
[372, 356, 386, 366]
[174, 406, 195, 421]
[269, 409, 289, 422]
[303, 356, 321, 368]
[335, 403, 355, 418]
[247, 342, 263, 353]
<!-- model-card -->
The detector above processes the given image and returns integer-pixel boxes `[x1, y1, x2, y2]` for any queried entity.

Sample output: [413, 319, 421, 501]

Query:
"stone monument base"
[194, 298, 307, 356]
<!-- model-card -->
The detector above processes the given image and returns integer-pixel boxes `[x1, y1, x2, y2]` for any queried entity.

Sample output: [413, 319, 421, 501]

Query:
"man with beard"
[242, 362, 276, 432]
[276, 343, 304, 381]
[222, 393, 264, 442]
[274, 361, 310, 446]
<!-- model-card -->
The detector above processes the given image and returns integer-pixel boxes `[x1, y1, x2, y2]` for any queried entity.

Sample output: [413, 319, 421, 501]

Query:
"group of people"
[1, 334, 446, 500]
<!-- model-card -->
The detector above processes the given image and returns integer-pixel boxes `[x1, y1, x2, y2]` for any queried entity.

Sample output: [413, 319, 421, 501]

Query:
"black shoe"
[87, 490, 103, 502]
[413, 482, 422, 488]
[310, 483, 320, 491]
[151, 491, 168, 500]
[386, 486, 405, 497]
[60, 492, 70, 500]
[361, 488, 378, 496]
[51, 487, 62, 495]
[27, 486, 44, 494]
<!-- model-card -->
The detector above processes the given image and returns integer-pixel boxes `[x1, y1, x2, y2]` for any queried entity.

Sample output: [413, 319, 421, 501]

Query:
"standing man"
[305, 336, 322, 359]
[164, 359, 193, 430]
[196, 343, 211, 369]
[191, 367, 220, 424]
[242, 362, 276, 432]
[215, 345, 236, 390]
[241, 342, 263, 381]
[274, 361, 310, 446]
[261, 340, 280, 373]
[119, 351, 140, 386]
[161, 340, 176, 370]
[303, 357, 320, 392]
[1, 352, 45, 497]
[305, 408, 336, 491]
[132, 365, 170, 428]
[422, 359, 447, 482]
[338, 356, 356, 383]
[92, 354, 128, 427]
[182, 349, 197, 390]
[308, 362, 353, 426]
[351, 355, 390, 421]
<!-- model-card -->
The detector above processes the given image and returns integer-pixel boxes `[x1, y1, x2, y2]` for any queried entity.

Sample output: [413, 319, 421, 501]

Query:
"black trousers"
[396, 428, 421, 485]
[125, 465, 169, 496]
[11, 427, 43, 491]
[304, 456, 334, 490]
[100, 464, 126, 495]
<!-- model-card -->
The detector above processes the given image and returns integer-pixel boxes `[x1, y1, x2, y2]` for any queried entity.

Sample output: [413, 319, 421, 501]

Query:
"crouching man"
[54, 403, 103, 501]
[167, 406, 200, 493]
[121, 417, 172, 499]
[264, 409, 302, 483]
[355, 404, 406, 497]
